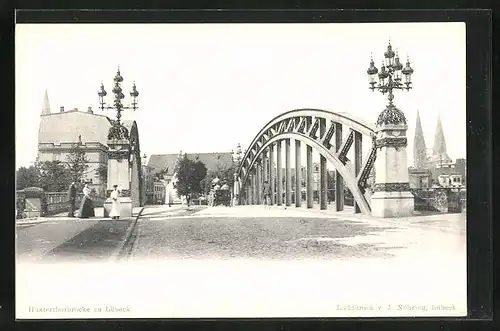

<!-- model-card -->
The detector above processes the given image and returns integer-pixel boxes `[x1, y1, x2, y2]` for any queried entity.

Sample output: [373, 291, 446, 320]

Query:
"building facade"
[142, 165, 155, 204]
[37, 90, 112, 195]
[153, 181, 166, 204]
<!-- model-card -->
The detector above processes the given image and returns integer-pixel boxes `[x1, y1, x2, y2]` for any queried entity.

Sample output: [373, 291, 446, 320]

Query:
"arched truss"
[236, 108, 378, 215]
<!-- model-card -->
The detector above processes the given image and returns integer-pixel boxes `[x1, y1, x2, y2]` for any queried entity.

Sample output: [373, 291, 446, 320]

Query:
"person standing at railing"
[67, 182, 77, 217]
[78, 183, 95, 218]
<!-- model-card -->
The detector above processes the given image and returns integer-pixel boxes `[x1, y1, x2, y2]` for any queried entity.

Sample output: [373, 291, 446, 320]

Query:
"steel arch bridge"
[235, 109, 378, 215]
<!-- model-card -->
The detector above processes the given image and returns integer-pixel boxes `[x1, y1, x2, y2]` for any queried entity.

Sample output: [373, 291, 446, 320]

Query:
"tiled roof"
[38, 111, 112, 145]
[148, 152, 234, 174]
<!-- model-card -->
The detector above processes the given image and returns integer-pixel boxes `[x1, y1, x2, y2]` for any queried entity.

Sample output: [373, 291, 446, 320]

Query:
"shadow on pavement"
[43, 220, 132, 261]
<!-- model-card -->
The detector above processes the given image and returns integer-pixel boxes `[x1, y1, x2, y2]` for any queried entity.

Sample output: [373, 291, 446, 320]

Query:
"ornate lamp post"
[366, 41, 415, 218]
[98, 68, 139, 217]
[98, 68, 139, 140]
[367, 42, 414, 126]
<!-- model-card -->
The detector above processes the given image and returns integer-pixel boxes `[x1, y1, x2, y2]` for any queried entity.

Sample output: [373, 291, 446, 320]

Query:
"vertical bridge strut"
[237, 109, 376, 216]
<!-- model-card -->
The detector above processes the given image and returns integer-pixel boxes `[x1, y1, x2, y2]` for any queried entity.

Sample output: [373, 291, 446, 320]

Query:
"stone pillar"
[247, 178, 252, 205]
[262, 150, 268, 182]
[251, 173, 257, 205]
[285, 139, 292, 206]
[269, 144, 275, 205]
[371, 122, 414, 217]
[305, 118, 313, 208]
[276, 140, 283, 206]
[334, 123, 344, 211]
[319, 118, 327, 210]
[256, 161, 262, 205]
[295, 139, 301, 207]
[104, 138, 133, 218]
[354, 131, 363, 213]
[306, 145, 313, 209]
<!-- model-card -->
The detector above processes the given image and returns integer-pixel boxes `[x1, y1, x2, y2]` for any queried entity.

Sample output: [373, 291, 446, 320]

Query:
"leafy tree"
[65, 142, 90, 183]
[16, 165, 41, 190]
[38, 161, 73, 192]
[174, 154, 207, 199]
[95, 164, 108, 194]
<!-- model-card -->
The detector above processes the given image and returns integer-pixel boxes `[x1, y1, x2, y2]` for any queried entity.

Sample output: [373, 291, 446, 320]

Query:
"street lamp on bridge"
[98, 68, 140, 140]
[367, 41, 414, 126]
[366, 40, 416, 218]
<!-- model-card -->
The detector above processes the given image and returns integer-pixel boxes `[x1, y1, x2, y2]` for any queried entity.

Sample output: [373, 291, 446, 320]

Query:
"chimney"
[87, 106, 93, 114]
[60, 106, 65, 113]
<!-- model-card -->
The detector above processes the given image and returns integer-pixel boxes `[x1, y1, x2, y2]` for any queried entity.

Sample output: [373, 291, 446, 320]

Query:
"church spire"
[413, 109, 427, 168]
[41, 89, 51, 115]
[432, 113, 451, 163]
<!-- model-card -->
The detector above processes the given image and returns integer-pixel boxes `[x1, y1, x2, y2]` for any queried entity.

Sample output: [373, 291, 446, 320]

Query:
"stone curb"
[111, 207, 145, 260]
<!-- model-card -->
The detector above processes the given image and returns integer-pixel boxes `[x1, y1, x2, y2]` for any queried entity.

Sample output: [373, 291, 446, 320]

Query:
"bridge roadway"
[16, 204, 466, 318]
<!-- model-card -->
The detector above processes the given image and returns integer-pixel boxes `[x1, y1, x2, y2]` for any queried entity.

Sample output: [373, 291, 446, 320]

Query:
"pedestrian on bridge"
[109, 185, 121, 220]
[78, 183, 95, 218]
[262, 180, 271, 208]
[67, 182, 77, 217]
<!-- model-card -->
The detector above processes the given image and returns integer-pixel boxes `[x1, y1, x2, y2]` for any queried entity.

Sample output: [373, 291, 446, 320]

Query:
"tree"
[38, 161, 73, 192]
[95, 164, 108, 193]
[16, 165, 41, 190]
[65, 142, 89, 183]
[174, 154, 207, 199]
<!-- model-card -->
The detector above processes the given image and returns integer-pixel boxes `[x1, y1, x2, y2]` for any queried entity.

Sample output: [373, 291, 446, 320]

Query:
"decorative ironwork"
[337, 130, 354, 164]
[375, 137, 407, 150]
[98, 68, 139, 143]
[376, 104, 407, 126]
[308, 119, 320, 138]
[367, 41, 414, 126]
[373, 182, 410, 192]
[322, 121, 335, 149]
[108, 123, 130, 140]
[358, 146, 377, 190]
[297, 117, 307, 133]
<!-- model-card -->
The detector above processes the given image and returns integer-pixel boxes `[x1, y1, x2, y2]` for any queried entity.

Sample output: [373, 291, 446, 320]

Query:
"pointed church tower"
[41, 89, 51, 115]
[413, 110, 427, 168]
[429, 114, 451, 165]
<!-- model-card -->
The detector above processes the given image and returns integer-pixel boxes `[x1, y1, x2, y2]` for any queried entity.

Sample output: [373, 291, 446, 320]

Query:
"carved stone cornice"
[373, 182, 411, 192]
[375, 137, 407, 150]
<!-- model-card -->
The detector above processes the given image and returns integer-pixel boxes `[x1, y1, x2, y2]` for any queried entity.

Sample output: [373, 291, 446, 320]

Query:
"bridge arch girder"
[240, 132, 371, 215]
[237, 109, 378, 215]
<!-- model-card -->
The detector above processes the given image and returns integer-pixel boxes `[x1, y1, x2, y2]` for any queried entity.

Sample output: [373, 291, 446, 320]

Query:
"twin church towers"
[412, 109, 452, 169]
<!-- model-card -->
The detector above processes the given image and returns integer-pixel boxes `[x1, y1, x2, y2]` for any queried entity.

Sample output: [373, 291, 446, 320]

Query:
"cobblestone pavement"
[128, 205, 466, 261]
[16, 205, 467, 319]
[16, 207, 142, 262]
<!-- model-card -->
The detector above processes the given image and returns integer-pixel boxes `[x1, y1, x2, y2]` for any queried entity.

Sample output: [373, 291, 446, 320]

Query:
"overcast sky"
[16, 22, 466, 169]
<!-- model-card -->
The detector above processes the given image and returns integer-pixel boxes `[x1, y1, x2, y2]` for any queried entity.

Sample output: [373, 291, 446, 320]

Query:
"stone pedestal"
[370, 122, 414, 218]
[105, 138, 133, 218]
[103, 197, 133, 218]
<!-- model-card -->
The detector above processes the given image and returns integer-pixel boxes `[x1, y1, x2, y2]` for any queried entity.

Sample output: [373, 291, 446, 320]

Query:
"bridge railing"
[410, 188, 466, 213]
[16, 189, 106, 219]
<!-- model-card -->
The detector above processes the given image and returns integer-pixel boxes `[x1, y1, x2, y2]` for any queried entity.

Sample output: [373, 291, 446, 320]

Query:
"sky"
[15, 22, 466, 169]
